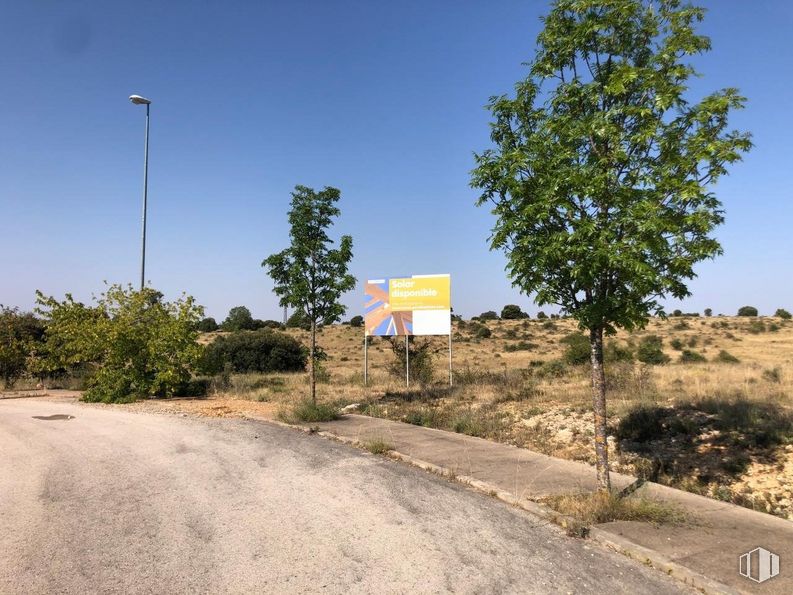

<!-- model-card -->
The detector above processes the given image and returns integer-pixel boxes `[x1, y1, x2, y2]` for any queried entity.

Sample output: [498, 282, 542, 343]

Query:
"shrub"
[669, 338, 684, 350]
[715, 350, 740, 364]
[36, 285, 203, 403]
[260, 320, 284, 329]
[775, 308, 791, 320]
[737, 306, 758, 317]
[479, 311, 499, 321]
[537, 359, 568, 378]
[704, 308, 712, 317]
[0, 307, 45, 388]
[679, 349, 706, 363]
[200, 329, 307, 374]
[672, 309, 682, 317]
[476, 326, 492, 339]
[504, 340, 537, 352]
[279, 399, 338, 423]
[500, 304, 528, 320]
[196, 317, 219, 332]
[604, 341, 633, 363]
[221, 306, 257, 331]
[286, 310, 311, 330]
[349, 315, 364, 327]
[636, 335, 669, 365]
[560, 332, 590, 365]
[536, 311, 548, 320]
[388, 337, 434, 384]
[747, 320, 766, 334]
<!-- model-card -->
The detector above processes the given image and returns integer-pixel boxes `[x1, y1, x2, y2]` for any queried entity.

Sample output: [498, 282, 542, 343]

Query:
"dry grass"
[179, 315, 793, 518]
[542, 490, 688, 531]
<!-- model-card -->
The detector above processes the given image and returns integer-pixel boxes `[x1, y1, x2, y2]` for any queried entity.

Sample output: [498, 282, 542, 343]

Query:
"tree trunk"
[310, 319, 317, 405]
[590, 325, 610, 491]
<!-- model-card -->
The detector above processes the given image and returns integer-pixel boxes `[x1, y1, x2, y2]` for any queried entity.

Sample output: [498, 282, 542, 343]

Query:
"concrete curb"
[264, 416, 737, 595]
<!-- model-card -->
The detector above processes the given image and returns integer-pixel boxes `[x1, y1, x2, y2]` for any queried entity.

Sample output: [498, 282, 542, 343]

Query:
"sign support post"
[405, 335, 410, 387]
[448, 333, 453, 386]
[363, 335, 368, 386]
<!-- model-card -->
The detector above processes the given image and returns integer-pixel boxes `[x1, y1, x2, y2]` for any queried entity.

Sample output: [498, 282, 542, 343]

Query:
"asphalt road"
[0, 398, 685, 594]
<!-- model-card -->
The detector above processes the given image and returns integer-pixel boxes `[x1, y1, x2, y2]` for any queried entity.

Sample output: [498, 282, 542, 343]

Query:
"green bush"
[775, 308, 791, 320]
[286, 310, 311, 330]
[604, 341, 633, 363]
[504, 340, 537, 352]
[0, 307, 45, 388]
[196, 317, 219, 332]
[679, 349, 706, 363]
[670, 338, 684, 350]
[536, 311, 548, 320]
[349, 315, 363, 327]
[560, 332, 589, 365]
[388, 337, 434, 384]
[737, 305, 758, 317]
[715, 350, 740, 364]
[479, 311, 499, 321]
[36, 285, 204, 403]
[500, 304, 528, 320]
[200, 329, 307, 375]
[704, 308, 712, 317]
[476, 326, 492, 339]
[636, 335, 670, 365]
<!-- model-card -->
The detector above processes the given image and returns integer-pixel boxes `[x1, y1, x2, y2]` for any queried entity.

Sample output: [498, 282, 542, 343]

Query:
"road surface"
[0, 398, 685, 594]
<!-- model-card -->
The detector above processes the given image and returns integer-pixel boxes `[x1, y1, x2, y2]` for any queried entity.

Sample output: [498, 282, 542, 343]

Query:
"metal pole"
[140, 103, 150, 290]
[448, 332, 453, 386]
[364, 335, 368, 386]
[405, 335, 409, 388]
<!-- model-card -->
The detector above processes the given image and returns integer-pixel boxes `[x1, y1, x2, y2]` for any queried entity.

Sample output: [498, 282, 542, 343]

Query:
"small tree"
[36, 285, 204, 403]
[501, 304, 528, 320]
[774, 308, 791, 320]
[349, 315, 364, 328]
[222, 306, 256, 331]
[737, 306, 758, 317]
[197, 317, 219, 332]
[704, 308, 712, 317]
[263, 185, 355, 404]
[471, 0, 750, 489]
[479, 310, 499, 320]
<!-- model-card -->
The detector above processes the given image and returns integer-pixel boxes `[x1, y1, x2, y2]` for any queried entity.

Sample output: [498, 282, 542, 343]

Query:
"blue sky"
[1, 1, 790, 320]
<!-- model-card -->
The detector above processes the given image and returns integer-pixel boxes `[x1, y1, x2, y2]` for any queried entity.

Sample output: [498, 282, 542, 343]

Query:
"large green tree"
[263, 185, 356, 403]
[0, 306, 44, 388]
[471, 0, 751, 490]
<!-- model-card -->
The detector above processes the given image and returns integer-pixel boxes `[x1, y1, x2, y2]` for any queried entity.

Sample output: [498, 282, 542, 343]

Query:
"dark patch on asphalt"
[32, 414, 75, 421]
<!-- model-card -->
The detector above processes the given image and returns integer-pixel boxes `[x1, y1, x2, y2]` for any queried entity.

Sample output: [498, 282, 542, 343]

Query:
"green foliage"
[471, 0, 751, 337]
[737, 305, 758, 317]
[36, 285, 204, 403]
[197, 317, 219, 332]
[604, 341, 633, 363]
[670, 338, 684, 351]
[349, 315, 364, 327]
[200, 329, 307, 375]
[636, 335, 670, 365]
[704, 308, 712, 317]
[479, 310, 499, 320]
[775, 308, 791, 320]
[679, 349, 706, 363]
[0, 306, 45, 388]
[536, 311, 548, 320]
[561, 332, 590, 365]
[504, 340, 538, 352]
[715, 350, 740, 364]
[672, 309, 683, 317]
[221, 306, 256, 331]
[263, 185, 356, 403]
[388, 337, 434, 384]
[500, 304, 528, 319]
[285, 310, 311, 330]
[475, 326, 492, 339]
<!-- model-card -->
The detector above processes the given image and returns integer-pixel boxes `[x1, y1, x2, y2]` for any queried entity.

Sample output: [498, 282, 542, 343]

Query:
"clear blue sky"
[1, 1, 790, 320]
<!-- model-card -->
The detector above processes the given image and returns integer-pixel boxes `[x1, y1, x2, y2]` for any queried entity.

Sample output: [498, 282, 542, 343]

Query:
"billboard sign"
[365, 274, 450, 336]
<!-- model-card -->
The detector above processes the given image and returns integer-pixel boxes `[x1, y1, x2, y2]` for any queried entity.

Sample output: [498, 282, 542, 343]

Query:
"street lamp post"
[129, 94, 151, 291]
